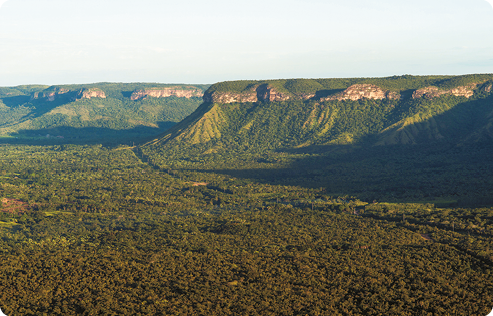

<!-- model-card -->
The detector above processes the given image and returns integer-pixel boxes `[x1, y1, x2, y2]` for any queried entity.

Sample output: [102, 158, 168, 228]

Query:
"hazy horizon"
[1, 0, 493, 86]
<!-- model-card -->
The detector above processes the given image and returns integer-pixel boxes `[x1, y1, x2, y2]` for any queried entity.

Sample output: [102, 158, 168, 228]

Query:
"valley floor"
[0, 144, 491, 315]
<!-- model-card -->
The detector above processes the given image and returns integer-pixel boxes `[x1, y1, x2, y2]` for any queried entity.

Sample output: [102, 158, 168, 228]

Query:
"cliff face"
[130, 87, 203, 100]
[203, 91, 257, 104]
[256, 84, 291, 102]
[484, 84, 493, 93]
[204, 83, 399, 104]
[31, 87, 70, 101]
[204, 81, 488, 105]
[412, 84, 478, 99]
[30, 87, 106, 102]
[76, 88, 106, 100]
[322, 84, 400, 101]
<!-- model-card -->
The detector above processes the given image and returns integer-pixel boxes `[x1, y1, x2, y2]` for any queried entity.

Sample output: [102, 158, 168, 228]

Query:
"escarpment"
[142, 74, 493, 155]
[130, 87, 203, 100]
[203, 91, 257, 104]
[75, 88, 106, 100]
[30, 87, 71, 101]
[204, 78, 491, 105]
[204, 83, 400, 104]
[412, 84, 479, 99]
[321, 84, 401, 101]
[30, 87, 106, 101]
[203, 84, 291, 103]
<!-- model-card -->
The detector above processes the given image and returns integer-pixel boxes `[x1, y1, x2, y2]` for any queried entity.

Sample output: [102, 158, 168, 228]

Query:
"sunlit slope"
[143, 75, 493, 157]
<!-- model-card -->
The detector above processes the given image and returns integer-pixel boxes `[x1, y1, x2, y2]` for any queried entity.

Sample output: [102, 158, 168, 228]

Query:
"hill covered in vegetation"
[0, 83, 209, 144]
[145, 74, 493, 151]
[141, 74, 493, 202]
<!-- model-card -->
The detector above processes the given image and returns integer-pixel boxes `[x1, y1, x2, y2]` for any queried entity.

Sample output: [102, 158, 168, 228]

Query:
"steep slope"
[0, 83, 209, 143]
[143, 75, 493, 160]
[140, 75, 493, 202]
[377, 81, 493, 145]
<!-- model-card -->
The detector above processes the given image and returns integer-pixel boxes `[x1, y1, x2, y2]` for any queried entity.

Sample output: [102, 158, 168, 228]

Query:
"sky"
[0, 0, 492, 86]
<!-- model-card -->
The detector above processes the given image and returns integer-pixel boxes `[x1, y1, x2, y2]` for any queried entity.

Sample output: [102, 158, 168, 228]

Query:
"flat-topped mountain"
[203, 75, 492, 103]
[0, 83, 209, 143]
[143, 74, 493, 156]
[30, 87, 107, 102]
[138, 74, 493, 202]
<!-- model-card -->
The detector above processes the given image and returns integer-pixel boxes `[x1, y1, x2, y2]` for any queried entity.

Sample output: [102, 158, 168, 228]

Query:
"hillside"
[141, 74, 493, 202]
[144, 74, 493, 154]
[0, 83, 209, 144]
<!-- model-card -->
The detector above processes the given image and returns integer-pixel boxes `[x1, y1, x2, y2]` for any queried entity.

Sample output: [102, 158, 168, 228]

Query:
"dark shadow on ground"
[1, 122, 176, 146]
[121, 91, 134, 99]
[184, 92, 493, 204]
[313, 89, 345, 99]
[190, 141, 493, 206]
[1, 95, 32, 108]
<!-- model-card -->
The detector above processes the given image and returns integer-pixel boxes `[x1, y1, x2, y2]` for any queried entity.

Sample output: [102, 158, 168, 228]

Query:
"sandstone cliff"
[30, 87, 70, 102]
[204, 81, 489, 105]
[203, 90, 257, 104]
[203, 84, 292, 104]
[321, 84, 400, 101]
[30, 87, 106, 102]
[130, 87, 203, 100]
[75, 88, 106, 100]
[204, 83, 399, 104]
[412, 84, 478, 99]
[256, 84, 291, 102]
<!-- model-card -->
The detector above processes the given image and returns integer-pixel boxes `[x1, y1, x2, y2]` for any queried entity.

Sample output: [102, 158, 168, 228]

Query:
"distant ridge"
[0, 82, 209, 143]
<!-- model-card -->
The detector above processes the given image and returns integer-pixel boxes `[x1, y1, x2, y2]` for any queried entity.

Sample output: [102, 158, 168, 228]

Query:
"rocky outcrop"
[131, 87, 203, 100]
[203, 91, 257, 104]
[203, 85, 291, 104]
[31, 87, 106, 102]
[322, 84, 400, 101]
[31, 87, 70, 102]
[482, 83, 492, 93]
[256, 84, 291, 102]
[204, 83, 401, 104]
[450, 85, 477, 98]
[412, 84, 478, 99]
[75, 88, 106, 100]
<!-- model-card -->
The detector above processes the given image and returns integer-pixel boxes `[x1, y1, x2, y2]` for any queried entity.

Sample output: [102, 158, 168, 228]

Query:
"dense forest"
[0, 83, 208, 144]
[0, 75, 492, 315]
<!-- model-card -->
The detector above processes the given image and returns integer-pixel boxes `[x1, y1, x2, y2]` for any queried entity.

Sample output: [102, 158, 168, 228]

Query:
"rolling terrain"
[0, 83, 209, 144]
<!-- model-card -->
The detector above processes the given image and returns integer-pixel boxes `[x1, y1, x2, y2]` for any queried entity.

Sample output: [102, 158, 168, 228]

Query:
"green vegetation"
[205, 74, 493, 95]
[0, 75, 492, 315]
[0, 144, 491, 315]
[0, 83, 209, 144]
[143, 77, 493, 204]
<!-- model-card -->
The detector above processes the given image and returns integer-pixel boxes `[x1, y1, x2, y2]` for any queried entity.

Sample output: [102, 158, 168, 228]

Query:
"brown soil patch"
[420, 234, 433, 241]
[1, 198, 29, 214]
[192, 182, 208, 187]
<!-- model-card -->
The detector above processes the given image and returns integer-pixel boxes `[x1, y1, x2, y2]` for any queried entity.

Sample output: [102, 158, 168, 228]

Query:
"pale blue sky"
[0, 0, 492, 86]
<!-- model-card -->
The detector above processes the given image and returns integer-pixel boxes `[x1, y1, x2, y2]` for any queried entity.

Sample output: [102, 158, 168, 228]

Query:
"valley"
[0, 75, 492, 315]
